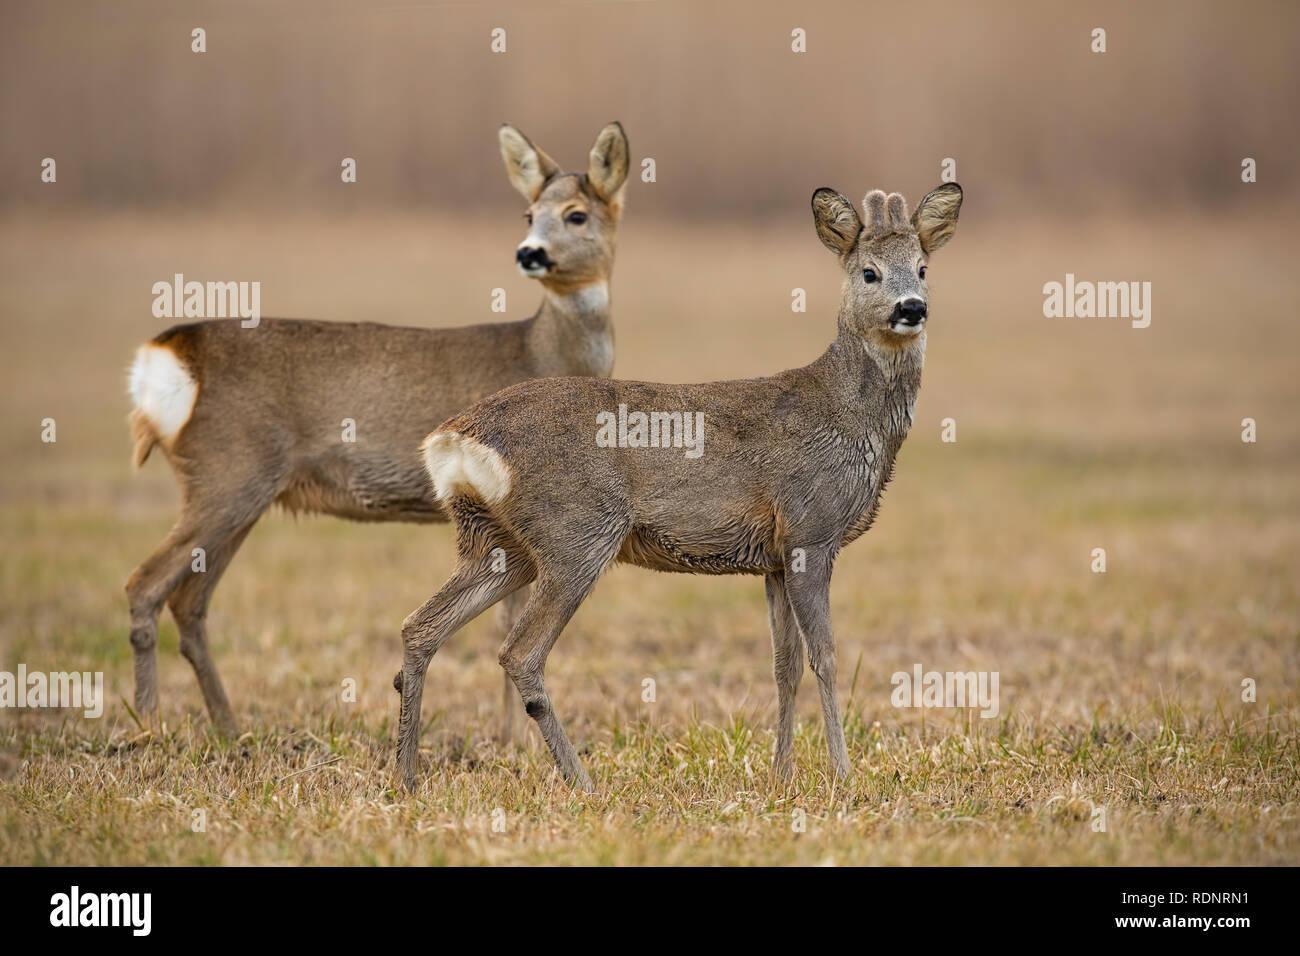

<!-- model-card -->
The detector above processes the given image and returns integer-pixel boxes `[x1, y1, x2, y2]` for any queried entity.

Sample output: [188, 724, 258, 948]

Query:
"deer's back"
[151, 316, 546, 522]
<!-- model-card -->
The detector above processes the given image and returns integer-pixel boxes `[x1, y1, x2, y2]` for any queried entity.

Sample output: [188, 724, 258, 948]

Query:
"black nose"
[516, 246, 550, 269]
[896, 298, 927, 324]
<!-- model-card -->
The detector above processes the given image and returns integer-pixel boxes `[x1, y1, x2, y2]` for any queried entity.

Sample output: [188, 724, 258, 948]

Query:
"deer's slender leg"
[765, 571, 804, 782]
[128, 468, 280, 729]
[497, 576, 600, 791]
[396, 553, 534, 792]
[495, 585, 530, 746]
[782, 557, 851, 780]
[497, 526, 623, 792]
[166, 520, 259, 733]
[125, 522, 206, 726]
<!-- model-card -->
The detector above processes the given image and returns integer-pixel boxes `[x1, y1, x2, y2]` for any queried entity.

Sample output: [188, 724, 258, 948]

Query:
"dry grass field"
[1, 208, 1297, 865]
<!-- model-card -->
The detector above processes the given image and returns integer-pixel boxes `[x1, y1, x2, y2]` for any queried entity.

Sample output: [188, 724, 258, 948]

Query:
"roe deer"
[394, 182, 963, 791]
[125, 122, 630, 733]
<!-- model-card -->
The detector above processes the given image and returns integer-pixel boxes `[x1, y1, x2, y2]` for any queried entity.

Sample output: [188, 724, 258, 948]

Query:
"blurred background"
[2, 0, 1296, 218]
[0, 0, 1297, 864]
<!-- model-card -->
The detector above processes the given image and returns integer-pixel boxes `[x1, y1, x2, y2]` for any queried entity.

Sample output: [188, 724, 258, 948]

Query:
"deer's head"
[811, 183, 962, 343]
[499, 122, 629, 296]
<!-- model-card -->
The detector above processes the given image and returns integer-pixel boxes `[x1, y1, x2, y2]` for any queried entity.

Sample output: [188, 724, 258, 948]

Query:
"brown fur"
[124, 123, 631, 732]
[394, 183, 963, 791]
[129, 408, 157, 469]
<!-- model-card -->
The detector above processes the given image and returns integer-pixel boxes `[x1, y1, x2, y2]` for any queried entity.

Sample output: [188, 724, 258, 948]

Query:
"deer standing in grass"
[395, 182, 963, 791]
[125, 122, 630, 734]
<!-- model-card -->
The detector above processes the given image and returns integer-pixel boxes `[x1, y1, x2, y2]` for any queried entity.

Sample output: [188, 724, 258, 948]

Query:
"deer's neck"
[529, 282, 615, 378]
[818, 329, 925, 441]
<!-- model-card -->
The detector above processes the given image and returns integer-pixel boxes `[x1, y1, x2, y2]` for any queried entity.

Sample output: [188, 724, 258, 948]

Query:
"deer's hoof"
[211, 715, 238, 737]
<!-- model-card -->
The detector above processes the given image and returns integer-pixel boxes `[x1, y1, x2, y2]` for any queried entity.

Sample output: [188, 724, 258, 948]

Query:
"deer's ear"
[913, 183, 962, 254]
[811, 188, 862, 257]
[499, 125, 562, 202]
[587, 121, 629, 206]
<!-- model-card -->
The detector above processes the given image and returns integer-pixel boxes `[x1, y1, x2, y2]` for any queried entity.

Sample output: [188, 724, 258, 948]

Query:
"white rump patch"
[128, 344, 198, 443]
[422, 431, 513, 504]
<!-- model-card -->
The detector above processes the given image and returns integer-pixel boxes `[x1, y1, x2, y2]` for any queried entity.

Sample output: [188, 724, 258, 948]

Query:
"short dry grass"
[1, 211, 1297, 864]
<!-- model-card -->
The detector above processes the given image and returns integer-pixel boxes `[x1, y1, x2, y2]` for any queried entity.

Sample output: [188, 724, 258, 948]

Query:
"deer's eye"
[565, 211, 588, 225]
[919, 265, 927, 279]
[524, 213, 533, 226]
[862, 268, 879, 284]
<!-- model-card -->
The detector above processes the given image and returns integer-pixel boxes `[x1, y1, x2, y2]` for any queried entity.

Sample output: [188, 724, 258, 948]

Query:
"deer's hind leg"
[166, 520, 259, 733]
[497, 521, 628, 792]
[126, 460, 282, 730]
[395, 509, 535, 791]
[495, 586, 530, 746]
[126, 520, 208, 726]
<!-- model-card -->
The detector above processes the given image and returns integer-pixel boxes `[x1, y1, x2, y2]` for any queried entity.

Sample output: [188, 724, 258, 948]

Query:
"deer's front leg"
[782, 553, 851, 781]
[765, 572, 803, 782]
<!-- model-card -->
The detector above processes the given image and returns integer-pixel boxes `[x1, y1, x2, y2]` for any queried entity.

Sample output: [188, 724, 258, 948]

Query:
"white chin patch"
[890, 322, 924, 336]
[518, 264, 548, 278]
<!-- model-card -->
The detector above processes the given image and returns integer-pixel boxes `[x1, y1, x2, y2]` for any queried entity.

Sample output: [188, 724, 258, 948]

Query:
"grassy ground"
[1, 210, 1297, 864]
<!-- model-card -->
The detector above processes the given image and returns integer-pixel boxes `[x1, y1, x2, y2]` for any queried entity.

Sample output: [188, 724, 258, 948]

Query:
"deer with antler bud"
[395, 182, 962, 790]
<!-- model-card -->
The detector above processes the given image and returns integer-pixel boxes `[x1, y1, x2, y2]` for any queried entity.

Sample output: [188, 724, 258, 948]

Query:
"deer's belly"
[274, 456, 445, 524]
[616, 512, 781, 576]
